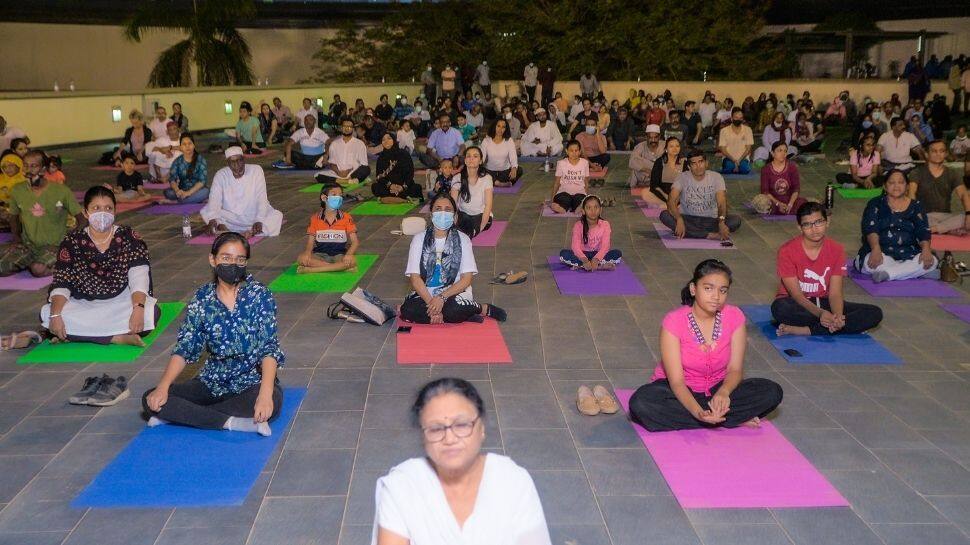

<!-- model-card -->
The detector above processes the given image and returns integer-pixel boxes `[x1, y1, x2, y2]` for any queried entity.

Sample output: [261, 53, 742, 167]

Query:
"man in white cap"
[628, 124, 665, 187]
[520, 107, 563, 157]
[201, 147, 283, 237]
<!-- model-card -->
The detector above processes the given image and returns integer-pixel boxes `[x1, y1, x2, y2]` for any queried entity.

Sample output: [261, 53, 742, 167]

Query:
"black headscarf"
[374, 131, 414, 187]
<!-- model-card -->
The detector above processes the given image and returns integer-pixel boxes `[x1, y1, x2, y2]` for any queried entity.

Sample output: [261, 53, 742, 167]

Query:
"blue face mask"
[585, 126, 596, 134]
[431, 210, 455, 230]
[862, 121, 873, 129]
[326, 195, 343, 209]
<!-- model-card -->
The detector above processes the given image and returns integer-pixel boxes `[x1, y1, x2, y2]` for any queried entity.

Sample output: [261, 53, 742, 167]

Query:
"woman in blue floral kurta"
[143, 232, 285, 435]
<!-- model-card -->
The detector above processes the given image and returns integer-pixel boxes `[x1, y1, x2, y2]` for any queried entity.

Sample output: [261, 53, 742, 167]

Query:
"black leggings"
[142, 378, 283, 430]
[835, 172, 886, 187]
[553, 192, 586, 212]
[399, 293, 482, 324]
[456, 211, 492, 238]
[486, 168, 521, 186]
[770, 296, 883, 336]
[628, 378, 783, 432]
[587, 153, 611, 168]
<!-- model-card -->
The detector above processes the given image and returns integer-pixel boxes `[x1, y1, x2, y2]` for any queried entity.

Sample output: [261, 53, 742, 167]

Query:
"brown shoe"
[577, 385, 600, 416]
[593, 385, 620, 414]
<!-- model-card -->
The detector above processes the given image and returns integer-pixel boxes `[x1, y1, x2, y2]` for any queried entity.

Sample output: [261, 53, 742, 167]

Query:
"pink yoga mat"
[142, 181, 169, 190]
[397, 318, 512, 364]
[653, 224, 737, 250]
[472, 221, 507, 247]
[140, 203, 205, 215]
[0, 271, 52, 291]
[634, 200, 663, 218]
[616, 389, 848, 509]
[589, 168, 608, 179]
[116, 200, 159, 214]
[941, 304, 970, 324]
[541, 204, 580, 218]
[931, 234, 970, 251]
[187, 234, 264, 246]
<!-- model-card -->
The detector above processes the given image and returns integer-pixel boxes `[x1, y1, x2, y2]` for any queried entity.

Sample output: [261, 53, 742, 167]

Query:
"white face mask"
[504, 112, 512, 120]
[415, 106, 422, 113]
[401, 98, 408, 105]
[88, 211, 115, 233]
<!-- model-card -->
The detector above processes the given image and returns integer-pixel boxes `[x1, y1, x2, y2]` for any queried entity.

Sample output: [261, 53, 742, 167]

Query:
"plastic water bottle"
[68, 80, 75, 92]
[181, 216, 192, 238]
[824, 184, 835, 210]
[53, 80, 60, 92]
[543, 159, 550, 173]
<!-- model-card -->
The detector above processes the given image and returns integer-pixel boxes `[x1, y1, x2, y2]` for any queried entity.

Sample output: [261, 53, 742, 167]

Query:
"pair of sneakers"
[577, 385, 620, 416]
[69, 374, 130, 406]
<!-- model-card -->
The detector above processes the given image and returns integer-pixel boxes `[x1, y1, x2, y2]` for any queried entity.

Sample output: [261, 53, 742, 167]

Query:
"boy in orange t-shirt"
[297, 184, 360, 273]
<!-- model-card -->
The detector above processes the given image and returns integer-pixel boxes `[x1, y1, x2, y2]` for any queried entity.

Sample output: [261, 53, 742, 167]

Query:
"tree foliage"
[303, 0, 790, 83]
[124, 0, 256, 87]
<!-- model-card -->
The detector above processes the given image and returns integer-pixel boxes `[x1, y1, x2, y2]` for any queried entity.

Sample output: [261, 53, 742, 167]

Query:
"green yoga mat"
[350, 201, 416, 216]
[268, 254, 379, 293]
[836, 187, 883, 199]
[17, 302, 186, 365]
[298, 179, 370, 194]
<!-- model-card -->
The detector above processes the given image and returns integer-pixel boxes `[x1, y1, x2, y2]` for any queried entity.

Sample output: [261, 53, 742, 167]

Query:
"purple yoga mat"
[634, 200, 662, 219]
[546, 256, 646, 296]
[187, 234, 264, 246]
[941, 304, 970, 324]
[761, 214, 795, 222]
[0, 233, 13, 244]
[847, 262, 960, 298]
[541, 204, 580, 218]
[492, 182, 522, 194]
[140, 203, 205, 215]
[616, 389, 848, 509]
[0, 271, 52, 291]
[653, 224, 737, 250]
[472, 221, 507, 247]
[142, 181, 169, 190]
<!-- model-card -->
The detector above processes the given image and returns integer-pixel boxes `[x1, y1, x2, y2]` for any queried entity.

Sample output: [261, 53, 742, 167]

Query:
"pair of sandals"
[1, 331, 42, 351]
[577, 385, 619, 416]
[601, 197, 616, 207]
[589, 178, 607, 188]
[490, 271, 528, 285]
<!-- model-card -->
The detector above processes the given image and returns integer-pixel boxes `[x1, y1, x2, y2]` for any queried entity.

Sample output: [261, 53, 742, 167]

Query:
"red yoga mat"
[397, 318, 512, 364]
[931, 234, 970, 251]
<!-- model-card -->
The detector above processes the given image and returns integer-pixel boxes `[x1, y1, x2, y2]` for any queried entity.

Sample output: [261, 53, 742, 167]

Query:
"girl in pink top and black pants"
[628, 260, 783, 432]
[559, 195, 622, 269]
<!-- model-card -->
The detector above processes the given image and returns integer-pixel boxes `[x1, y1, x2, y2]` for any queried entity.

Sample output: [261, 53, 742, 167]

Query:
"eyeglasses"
[216, 254, 248, 265]
[799, 219, 827, 229]
[422, 417, 479, 443]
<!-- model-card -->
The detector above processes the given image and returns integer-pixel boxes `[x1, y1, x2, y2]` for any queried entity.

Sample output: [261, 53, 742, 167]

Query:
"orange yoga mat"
[931, 234, 970, 251]
[396, 318, 512, 365]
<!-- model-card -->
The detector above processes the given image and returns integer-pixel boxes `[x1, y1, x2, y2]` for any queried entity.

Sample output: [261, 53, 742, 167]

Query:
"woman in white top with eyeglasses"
[372, 378, 551, 545]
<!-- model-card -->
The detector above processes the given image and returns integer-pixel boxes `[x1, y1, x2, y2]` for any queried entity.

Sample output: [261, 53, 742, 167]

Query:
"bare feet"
[776, 323, 811, 336]
[743, 417, 762, 428]
[706, 233, 720, 240]
[599, 263, 616, 271]
[550, 203, 566, 214]
[111, 334, 146, 347]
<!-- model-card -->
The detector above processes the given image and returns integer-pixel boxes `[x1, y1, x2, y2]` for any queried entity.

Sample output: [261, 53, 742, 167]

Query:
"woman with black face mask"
[143, 232, 285, 436]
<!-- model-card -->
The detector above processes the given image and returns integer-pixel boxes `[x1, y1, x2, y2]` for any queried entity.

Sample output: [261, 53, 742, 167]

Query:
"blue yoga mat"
[740, 305, 901, 365]
[72, 388, 307, 508]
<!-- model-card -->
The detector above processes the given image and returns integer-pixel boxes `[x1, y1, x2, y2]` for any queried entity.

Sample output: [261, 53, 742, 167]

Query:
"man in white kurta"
[520, 108, 563, 157]
[315, 118, 371, 185]
[147, 121, 182, 182]
[201, 147, 283, 237]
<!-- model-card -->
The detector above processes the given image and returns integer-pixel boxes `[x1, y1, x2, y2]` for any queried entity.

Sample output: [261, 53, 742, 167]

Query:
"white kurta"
[372, 454, 551, 545]
[520, 121, 563, 156]
[201, 164, 283, 236]
[316, 136, 368, 178]
[41, 264, 157, 337]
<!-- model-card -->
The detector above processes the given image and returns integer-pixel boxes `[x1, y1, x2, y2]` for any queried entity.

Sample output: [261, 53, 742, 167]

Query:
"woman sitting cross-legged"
[372, 131, 423, 204]
[549, 140, 589, 214]
[559, 195, 622, 271]
[627, 259, 784, 431]
[373, 378, 552, 545]
[400, 193, 507, 324]
[143, 232, 284, 436]
[854, 169, 938, 282]
[297, 184, 359, 274]
[34, 186, 161, 348]
[639, 136, 685, 206]
[162, 133, 209, 204]
[450, 146, 494, 239]
[753, 141, 806, 216]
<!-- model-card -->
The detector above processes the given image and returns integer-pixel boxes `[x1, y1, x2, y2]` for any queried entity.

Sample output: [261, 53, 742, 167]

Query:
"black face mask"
[732, 119, 743, 126]
[28, 174, 43, 187]
[215, 264, 247, 284]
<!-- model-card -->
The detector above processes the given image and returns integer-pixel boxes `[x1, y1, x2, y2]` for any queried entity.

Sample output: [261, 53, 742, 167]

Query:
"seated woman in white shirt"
[480, 120, 520, 187]
[450, 147, 494, 238]
[400, 193, 506, 325]
[396, 120, 417, 155]
[373, 378, 551, 545]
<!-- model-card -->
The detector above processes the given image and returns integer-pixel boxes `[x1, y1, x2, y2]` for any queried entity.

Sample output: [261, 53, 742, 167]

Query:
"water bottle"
[53, 80, 60, 92]
[181, 216, 192, 238]
[543, 159, 550, 173]
[824, 184, 835, 210]
[68, 80, 75, 92]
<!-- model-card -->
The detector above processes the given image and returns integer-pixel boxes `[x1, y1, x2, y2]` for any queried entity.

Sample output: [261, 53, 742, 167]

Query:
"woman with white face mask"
[38, 185, 160, 347]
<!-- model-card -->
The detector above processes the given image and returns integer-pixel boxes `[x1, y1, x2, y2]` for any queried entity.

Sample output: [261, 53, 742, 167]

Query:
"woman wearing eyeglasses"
[372, 378, 552, 545]
[143, 232, 284, 436]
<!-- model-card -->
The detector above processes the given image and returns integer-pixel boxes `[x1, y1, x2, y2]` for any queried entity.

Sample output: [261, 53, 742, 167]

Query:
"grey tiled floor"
[1, 134, 970, 545]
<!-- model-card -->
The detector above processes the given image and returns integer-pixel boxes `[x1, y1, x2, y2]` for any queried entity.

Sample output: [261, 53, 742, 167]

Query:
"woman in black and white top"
[450, 147, 494, 239]
[480, 119, 520, 187]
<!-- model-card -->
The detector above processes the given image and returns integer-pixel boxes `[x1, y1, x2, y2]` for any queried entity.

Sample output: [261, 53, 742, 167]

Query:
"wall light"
[315, 97, 324, 108]
[224, 100, 233, 115]
[111, 106, 122, 123]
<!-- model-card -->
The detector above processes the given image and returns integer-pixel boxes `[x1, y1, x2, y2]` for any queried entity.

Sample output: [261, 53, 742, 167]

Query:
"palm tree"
[124, 0, 256, 88]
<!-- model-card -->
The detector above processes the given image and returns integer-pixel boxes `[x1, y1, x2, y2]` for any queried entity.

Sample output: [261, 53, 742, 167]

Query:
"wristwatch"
[717, 215, 726, 222]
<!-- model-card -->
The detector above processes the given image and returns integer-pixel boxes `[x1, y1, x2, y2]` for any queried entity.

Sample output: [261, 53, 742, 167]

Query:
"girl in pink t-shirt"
[549, 140, 589, 214]
[558, 195, 622, 270]
[627, 259, 783, 431]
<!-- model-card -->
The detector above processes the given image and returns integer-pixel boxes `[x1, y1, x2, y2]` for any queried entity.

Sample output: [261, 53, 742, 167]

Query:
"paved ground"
[1, 132, 970, 545]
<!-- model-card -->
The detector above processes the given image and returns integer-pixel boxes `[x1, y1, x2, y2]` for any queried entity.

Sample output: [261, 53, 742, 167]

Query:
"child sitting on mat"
[109, 154, 153, 203]
[626, 259, 783, 431]
[297, 184, 359, 274]
[429, 157, 456, 199]
[549, 140, 589, 214]
[772, 201, 884, 336]
[559, 195, 622, 271]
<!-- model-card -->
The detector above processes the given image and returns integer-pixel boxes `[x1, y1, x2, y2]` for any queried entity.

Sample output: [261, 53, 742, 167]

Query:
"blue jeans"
[559, 249, 623, 267]
[720, 158, 751, 174]
[163, 187, 209, 203]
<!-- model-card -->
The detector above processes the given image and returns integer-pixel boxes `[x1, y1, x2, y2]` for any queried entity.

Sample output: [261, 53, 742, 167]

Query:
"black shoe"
[69, 374, 106, 405]
[87, 376, 130, 407]
[485, 304, 508, 322]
